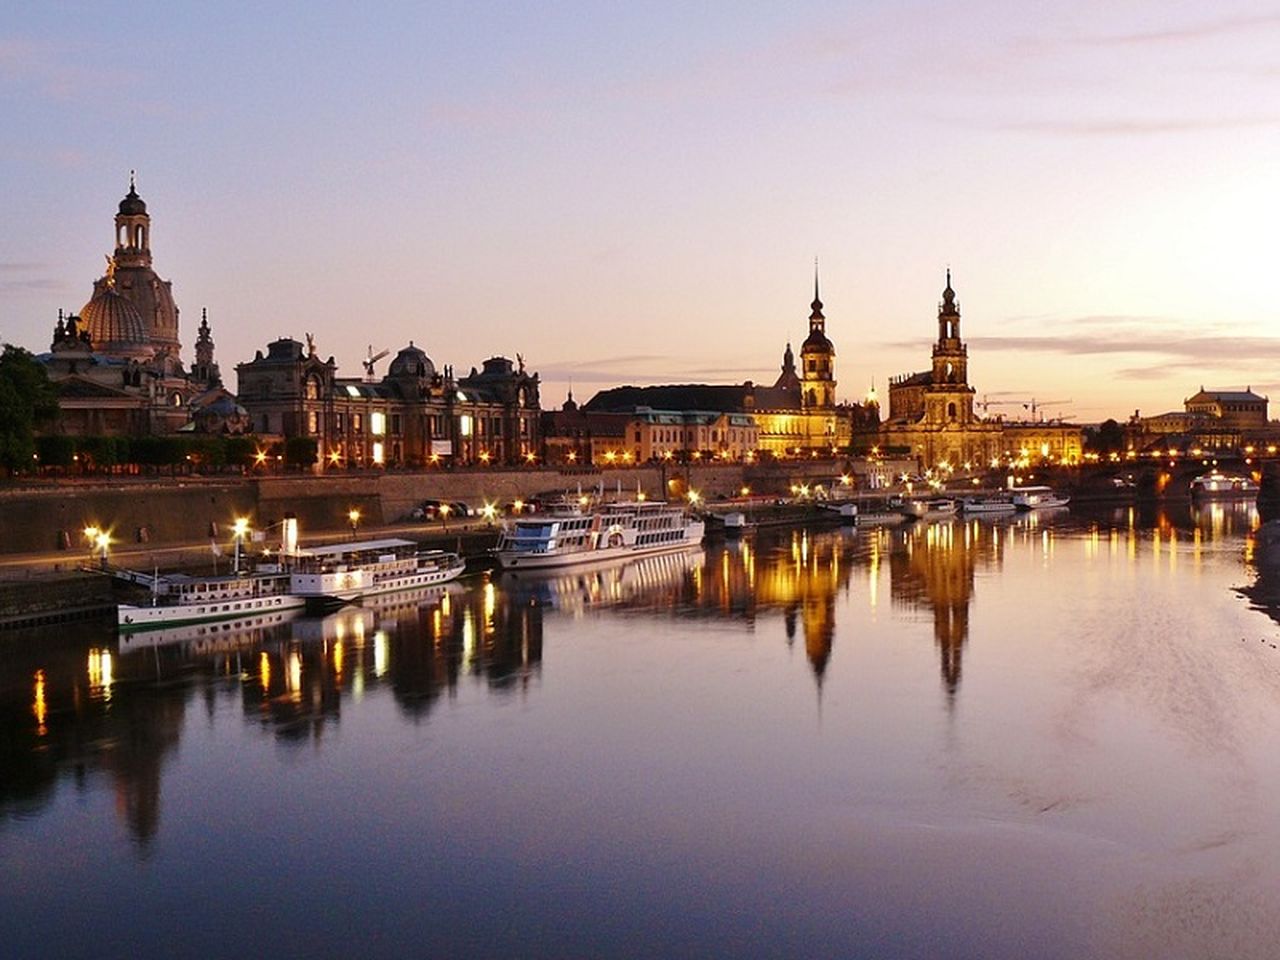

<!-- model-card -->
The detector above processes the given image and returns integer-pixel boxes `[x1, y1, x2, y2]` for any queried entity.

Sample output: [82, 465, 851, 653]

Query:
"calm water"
[4, 504, 1280, 959]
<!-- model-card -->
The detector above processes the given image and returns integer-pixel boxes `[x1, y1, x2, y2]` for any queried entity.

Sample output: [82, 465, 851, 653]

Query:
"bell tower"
[926, 269, 975, 424]
[114, 171, 152, 270]
[799, 265, 836, 411]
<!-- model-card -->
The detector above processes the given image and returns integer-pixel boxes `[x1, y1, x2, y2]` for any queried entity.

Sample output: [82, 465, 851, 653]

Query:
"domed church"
[39, 178, 232, 437]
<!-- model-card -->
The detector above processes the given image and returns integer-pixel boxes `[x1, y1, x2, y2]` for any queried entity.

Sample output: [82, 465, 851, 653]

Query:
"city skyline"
[3, 2, 1279, 421]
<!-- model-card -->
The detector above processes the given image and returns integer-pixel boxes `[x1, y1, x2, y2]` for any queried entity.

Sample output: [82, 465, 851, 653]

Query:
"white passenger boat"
[1010, 486, 1071, 510]
[495, 501, 705, 570]
[284, 538, 466, 602]
[960, 495, 1017, 515]
[899, 498, 958, 520]
[117, 570, 305, 632]
[1189, 471, 1257, 500]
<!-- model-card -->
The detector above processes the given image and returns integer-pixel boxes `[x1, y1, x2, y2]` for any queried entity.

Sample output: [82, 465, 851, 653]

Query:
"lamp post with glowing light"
[83, 525, 100, 563]
[233, 517, 250, 574]
[348, 508, 360, 541]
[95, 530, 110, 570]
[439, 502, 451, 532]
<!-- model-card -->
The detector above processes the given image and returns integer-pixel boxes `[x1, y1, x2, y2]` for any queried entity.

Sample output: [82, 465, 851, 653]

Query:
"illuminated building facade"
[37, 181, 232, 437]
[880, 273, 1082, 470]
[236, 339, 541, 467]
[582, 277, 856, 459]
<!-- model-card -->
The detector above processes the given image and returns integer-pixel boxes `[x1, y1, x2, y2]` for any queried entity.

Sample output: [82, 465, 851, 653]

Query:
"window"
[391, 414, 402, 436]
[307, 411, 319, 434]
[370, 411, 386, 436]
[459, 414, 473, 437]
[305, 378, 319, 400]
[354, 413, 363, 433]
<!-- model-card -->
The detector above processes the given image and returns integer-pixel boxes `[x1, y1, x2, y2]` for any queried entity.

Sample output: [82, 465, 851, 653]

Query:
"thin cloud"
[1082, 14, 1280, 46]
[0, 278, 64, 292]
[968, 333, 1280, 360]
[992, 117, 1280, 136]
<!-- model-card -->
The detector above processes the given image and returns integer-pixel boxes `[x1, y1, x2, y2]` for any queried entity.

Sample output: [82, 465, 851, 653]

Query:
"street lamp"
[348, 508, 361, 541]
[95, 531, 111, 569]
[439, 502, 451, 532]
[233, 516, 250, 574]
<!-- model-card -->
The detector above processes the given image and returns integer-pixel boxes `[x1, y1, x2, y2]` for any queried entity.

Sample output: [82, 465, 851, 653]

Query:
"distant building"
[581, 276, 858, 459]
[1125, 386, 1273, 455]
[879, 272, 1082, 470]
[37, 179, 233, 437]
[236, 338, 541, 468]
[1184, 387, 1268, 429]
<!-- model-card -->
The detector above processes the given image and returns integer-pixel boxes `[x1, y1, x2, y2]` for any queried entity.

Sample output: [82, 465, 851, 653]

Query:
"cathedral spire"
[810, 258, 824, 320]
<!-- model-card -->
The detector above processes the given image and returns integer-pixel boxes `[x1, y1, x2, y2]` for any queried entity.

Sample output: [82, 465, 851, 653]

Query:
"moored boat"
[899, 498, 958, 521]
[116, 570, 305, 632]
[1010, 486, 1070, 510]
[960, 495, 1017, 515]
[495, 500, 704, 570]
[1189, 471, 1257, 500]
[284, 538, 466, 603]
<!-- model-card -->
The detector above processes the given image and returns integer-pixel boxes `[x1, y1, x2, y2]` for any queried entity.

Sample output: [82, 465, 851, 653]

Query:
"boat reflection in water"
[499, 549, 706, 613]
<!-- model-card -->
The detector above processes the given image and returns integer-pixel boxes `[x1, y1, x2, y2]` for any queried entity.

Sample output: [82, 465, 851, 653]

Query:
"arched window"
[305, 377, 319, 400]
[947, 402, 957, 420]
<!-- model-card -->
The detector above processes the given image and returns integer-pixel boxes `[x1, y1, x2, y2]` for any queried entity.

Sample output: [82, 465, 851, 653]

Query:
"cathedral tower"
[926, 270, 975, 424]
[799, 266, 836, 411]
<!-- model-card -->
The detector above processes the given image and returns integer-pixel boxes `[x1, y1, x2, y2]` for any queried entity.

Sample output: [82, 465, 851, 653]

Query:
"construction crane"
[362, 344, 390, 381]
[977, 395, 1024, 414]
[1022, 398, 1072, 421]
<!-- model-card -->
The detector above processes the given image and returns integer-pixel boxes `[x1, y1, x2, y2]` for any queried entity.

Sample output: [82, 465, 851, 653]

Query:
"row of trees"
[32, 435, 319, 474]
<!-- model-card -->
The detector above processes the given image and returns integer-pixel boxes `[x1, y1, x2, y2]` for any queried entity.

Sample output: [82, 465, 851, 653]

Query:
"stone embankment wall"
[0, 462, 846, 557]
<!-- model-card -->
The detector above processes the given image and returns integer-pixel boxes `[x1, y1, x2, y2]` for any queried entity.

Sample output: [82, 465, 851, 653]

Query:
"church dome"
[118, 185, 147, 216]
[389, 342, 435, 379]
[80, 287, 148, 355]
[802, 326, 834, 354]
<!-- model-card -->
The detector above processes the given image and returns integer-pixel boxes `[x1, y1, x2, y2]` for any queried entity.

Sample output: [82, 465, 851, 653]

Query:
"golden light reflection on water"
[33, 669, 47, 736]
[87, 648, 113, 701]
[11, 504, 1276, 880]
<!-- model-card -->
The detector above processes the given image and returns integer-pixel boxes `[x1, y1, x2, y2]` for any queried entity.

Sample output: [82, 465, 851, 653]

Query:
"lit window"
[459, 414, 473, 437]
[370, 411, 386, 436]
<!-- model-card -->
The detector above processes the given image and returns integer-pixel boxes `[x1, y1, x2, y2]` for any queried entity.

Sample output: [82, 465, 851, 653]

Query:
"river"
[3, 503, 1279, 959]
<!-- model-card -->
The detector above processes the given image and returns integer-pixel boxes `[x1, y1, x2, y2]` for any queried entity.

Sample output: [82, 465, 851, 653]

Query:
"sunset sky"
[3, 1, 1278, 422]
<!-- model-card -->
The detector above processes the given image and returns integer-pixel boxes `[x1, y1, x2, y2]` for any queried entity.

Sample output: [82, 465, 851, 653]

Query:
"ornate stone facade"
[582, 276, 856, 458]
[38, 181, 228, 437]
[236, 338, 541, 468]
[880, 273, 1082, 470]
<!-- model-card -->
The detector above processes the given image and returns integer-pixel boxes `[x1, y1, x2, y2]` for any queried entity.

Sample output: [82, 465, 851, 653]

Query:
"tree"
[0, 345, 59, 475]
[1084, 418, 1126, 455]
[285, 436, 318, 469]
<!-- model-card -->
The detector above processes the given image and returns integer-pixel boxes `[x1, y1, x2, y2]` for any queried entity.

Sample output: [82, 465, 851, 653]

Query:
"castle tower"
[799, 266, 836, 411]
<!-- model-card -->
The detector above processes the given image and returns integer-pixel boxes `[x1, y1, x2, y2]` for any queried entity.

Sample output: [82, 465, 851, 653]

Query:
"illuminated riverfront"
[4, 507, 1280, 958]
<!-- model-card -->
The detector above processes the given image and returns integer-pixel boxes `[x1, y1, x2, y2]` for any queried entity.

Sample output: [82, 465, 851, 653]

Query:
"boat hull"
[497, 534, 704, 570]
[118, 593, 307, 632]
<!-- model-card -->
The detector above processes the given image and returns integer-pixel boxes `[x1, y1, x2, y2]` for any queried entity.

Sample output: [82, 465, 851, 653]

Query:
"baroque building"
[879, 272, 1082, 470]
[580, 274, 856, 460]
[38, 179, 234, 437]
[236, 337, 541, 468]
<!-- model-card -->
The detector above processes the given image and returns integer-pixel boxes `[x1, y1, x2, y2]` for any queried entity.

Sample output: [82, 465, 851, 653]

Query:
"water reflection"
[0, 505, 1266, 856]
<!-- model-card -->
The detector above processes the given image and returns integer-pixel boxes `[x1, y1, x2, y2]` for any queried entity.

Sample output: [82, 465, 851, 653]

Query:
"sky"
[2, 0, 1279, 423]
